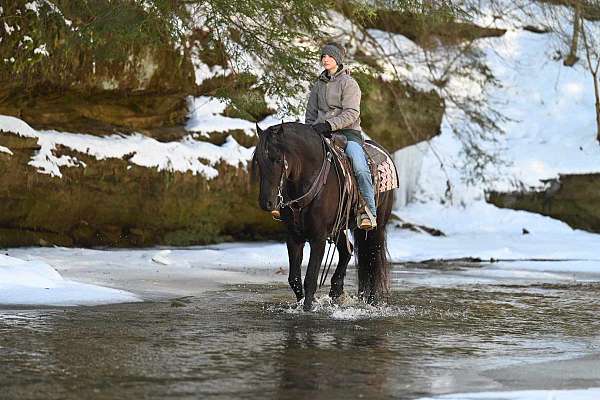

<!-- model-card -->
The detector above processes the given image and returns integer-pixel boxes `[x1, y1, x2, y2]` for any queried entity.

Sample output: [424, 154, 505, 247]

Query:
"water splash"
[266, 294, 468, 321]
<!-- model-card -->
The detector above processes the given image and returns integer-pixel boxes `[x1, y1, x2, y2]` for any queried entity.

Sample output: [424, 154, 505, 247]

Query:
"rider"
[305, 41, 377, 230]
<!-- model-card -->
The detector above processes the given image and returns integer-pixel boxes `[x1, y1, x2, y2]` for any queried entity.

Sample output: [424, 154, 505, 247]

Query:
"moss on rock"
[0, 88, 189, 137]
[198, 73, 275, 123]
[0, 131, 282, 247]
[487, 174, 600, 233]
[0, 1, 196, 136]
[336, 2, 506, 48]
[355, 72, 444, 151]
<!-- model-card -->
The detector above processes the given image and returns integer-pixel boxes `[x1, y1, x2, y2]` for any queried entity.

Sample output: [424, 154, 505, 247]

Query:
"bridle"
[273, 155, 289, 212]
[271, 138, 332, 222]
[262, 130, 354, 289]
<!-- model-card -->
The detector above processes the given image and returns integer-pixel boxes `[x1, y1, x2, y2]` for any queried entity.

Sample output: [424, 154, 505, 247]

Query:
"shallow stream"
[2, 267, 600, 399]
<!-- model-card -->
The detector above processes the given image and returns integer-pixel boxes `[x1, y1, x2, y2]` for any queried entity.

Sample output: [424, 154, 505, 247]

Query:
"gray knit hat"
[320, 42, 344, 65]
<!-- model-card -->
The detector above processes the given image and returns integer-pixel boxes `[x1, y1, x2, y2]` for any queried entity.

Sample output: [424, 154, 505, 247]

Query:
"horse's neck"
[285, 133, 324, 196]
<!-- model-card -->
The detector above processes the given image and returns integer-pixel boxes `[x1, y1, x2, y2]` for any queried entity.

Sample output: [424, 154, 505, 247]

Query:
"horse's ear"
[256, 123, 263, 136]
[273, 122, 284, 135]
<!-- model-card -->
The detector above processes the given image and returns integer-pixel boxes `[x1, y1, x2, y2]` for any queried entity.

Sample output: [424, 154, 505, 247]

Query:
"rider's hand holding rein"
[313, 121, 332, 137]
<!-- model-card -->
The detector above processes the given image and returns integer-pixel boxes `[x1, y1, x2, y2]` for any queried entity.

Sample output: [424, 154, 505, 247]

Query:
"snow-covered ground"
[3, 210, 600, 306]
[405, 26, 600, 206]
[418, 388, 600, 400]
[392, 201, 600, 262]
[0, 254, 139, 306]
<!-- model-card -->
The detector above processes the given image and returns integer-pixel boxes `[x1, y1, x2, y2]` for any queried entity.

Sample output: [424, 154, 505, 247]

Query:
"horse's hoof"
[303, 299, 313, 312]
[330, 291, 347, 305]
[329, 288, 344, 301]
[367, 291, 382, 306]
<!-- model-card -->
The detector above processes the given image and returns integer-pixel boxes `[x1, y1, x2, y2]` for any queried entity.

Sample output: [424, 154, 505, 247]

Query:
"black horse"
[252, 122, 394, 311]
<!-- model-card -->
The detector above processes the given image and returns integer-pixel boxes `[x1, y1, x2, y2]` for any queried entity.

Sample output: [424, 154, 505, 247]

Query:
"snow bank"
[0, 254, 140, 306]
[390, 199, 600, 273]
[418, 388, 600, 400]
[383, 11, 600, 251]
[406, 27, 600, 206]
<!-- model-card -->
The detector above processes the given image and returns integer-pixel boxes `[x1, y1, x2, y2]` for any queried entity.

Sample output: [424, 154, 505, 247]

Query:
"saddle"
[324, 134, 399, 237]
[328, 134, 399, 201]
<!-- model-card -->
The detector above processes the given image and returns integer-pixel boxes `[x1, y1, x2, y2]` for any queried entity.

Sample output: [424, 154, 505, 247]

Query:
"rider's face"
[321, 54, 338, 72]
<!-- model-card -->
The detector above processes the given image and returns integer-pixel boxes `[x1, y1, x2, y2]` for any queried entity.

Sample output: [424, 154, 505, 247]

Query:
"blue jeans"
[345, 141, 377, 217]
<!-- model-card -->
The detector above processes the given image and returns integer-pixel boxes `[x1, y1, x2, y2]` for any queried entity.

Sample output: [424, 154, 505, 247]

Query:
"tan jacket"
[305, 66, 362, 132]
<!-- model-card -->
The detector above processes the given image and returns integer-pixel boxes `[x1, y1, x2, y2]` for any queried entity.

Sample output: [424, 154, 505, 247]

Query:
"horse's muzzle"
[263, 199, 275, 211]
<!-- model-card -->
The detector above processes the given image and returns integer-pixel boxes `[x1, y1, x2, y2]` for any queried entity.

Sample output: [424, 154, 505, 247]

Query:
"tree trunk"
[595, 72, 600, 143]
[564, 0, 581, 66]
[579, 13, 600, 143]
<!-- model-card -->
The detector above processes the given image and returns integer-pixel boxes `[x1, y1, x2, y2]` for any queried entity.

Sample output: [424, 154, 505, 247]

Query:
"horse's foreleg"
[329, 231, 352, 300]
[303, 239, 326, 311]
[286, 237, 305, 302]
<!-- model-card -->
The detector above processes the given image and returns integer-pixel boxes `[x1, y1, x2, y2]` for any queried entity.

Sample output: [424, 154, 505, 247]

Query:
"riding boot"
[358, 203, 377, 231]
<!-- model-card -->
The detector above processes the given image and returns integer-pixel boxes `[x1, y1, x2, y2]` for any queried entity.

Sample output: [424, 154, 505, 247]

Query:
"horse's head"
[252, 123, 287, 211]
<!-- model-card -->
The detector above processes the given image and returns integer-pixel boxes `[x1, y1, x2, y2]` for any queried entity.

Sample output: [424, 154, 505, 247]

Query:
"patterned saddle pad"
[364, 140, 399, 193]
[328, 138, 399, 201]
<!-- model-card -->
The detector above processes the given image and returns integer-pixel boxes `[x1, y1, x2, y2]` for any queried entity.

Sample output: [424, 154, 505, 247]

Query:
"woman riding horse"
[252, 41, 393, 311]
[253, 122, 393, 311]
[306, 42, 377, 230]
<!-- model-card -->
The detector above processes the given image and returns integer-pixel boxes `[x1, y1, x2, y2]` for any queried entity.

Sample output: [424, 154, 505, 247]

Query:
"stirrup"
[271, 209, 283, 222]
[358, 207, 377, 231]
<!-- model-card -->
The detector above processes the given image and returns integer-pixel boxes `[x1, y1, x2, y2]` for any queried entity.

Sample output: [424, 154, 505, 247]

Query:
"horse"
[252, 122, 394, 311]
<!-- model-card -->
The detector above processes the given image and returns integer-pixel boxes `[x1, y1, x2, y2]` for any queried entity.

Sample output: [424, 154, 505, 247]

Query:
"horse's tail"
[355, 189, 392, 303]
[356, 224, 390, 303]
[377, 227, 391, 296]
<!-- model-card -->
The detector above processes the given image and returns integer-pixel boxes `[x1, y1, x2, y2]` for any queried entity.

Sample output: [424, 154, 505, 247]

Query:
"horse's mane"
[251, 122, 321, 180]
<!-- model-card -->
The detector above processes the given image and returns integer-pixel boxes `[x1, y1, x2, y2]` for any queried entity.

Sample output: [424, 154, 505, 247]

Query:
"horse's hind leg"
[354, 229, 374, 302]
[329, 231, 352, 300]
[286, 236, 305, 301]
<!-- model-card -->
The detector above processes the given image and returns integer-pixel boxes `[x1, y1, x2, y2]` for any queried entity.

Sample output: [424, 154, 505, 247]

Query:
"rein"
[267, 131, 354, 290]
[274, 138, 332, 221]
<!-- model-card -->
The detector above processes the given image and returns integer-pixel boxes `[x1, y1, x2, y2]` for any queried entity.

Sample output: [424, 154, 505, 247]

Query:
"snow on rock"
[33, 43, 49, 56]
[186, 96, 257, 136]
[0, 254, 140, 306]
[0, 114, 255, 178]
[394, 142, 428, 208]
[24, 1, 41, 15]
[0, 145, 13, 155]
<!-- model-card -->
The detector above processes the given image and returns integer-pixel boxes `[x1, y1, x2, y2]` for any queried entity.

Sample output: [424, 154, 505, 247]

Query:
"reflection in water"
[275, 318, 392, 399]
[2, 282, 600, 399]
